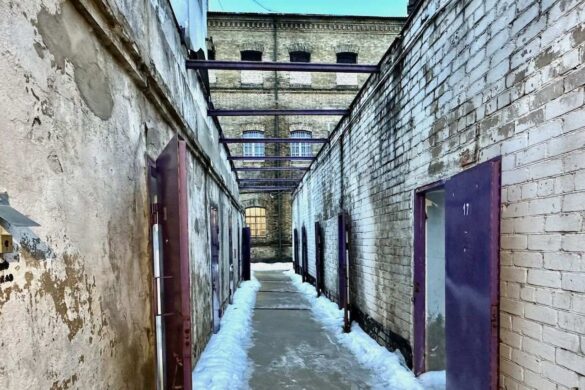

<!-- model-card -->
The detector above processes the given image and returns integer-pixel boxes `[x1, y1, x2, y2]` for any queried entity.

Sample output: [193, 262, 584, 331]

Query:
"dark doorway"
[315, 221, 324, 297]
[293, 228, 300, 274]
[149, 135, 192, 390]
[338, 213, 350, 332]
[414, 158, 501, 389]
[210, 206, 221, 333]
[242, 227, 251, 281]
[229, 214, 234, 304]
[301, 226, 308, 283]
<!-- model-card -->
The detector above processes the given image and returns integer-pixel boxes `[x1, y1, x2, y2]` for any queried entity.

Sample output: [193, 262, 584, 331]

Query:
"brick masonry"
[292, 0, 585, 387]
[208, 12, 404, 262]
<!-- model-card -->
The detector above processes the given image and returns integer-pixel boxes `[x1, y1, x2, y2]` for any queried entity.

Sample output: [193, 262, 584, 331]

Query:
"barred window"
[245, 207, 266, 237]
[242, 131, 265, 157]
[290, 130, 312, 157]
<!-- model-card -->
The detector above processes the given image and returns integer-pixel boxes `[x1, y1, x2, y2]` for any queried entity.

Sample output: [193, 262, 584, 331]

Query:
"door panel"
[293, 229, 299, 274]
[156, 135, 192, 390]
[315, 222, 324, 297]
[301, 226, 308, 282]
[210, 206, 221, 333]
[338, 213, 350, 332]
[445, 159, 500, 390]
[242, 227, 251, 281]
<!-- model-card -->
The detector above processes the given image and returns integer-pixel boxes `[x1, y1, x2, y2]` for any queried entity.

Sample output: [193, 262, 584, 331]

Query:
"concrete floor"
[248, 270, 379, 390]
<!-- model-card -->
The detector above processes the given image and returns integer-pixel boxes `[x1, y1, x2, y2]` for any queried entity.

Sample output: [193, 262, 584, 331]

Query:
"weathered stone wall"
[0, 0, 242, 388]
[293, 0, 585, 387]
[208, 13, 404, 262]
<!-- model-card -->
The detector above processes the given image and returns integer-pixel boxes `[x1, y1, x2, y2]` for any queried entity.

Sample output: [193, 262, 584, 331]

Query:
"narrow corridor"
[249, 269, 378, 389]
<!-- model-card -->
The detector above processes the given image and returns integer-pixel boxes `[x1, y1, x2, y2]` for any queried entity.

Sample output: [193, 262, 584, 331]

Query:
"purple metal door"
[242, 227, 251, 281]
[210, 206, 221, 333]
[293, 229, 299, 274]
[156, 135, 192, 390]
[445, 159, 500, 390]
[338, 213, 350, 332]
[315, 222, 324, 297]
[301, 226, 308, 283]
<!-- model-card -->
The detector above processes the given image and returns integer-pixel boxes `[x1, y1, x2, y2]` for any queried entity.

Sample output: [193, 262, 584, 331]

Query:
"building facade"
[293, 0, 585, 388]
[207, 12, 405, 262]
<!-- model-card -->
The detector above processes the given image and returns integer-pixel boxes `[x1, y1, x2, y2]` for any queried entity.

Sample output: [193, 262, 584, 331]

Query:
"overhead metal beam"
[229, 156, 314, 161]
[239, 186, 296, 192]
[239, 178, 300, 183]
[209, 109, 348, 117]
[234, 167, 308, 171]
[222, 138, 328, 144]
[186, 60, 379, 73]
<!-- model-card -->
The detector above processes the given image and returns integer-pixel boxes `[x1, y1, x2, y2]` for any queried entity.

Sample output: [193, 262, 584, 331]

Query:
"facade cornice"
[208, 18, 403, 34]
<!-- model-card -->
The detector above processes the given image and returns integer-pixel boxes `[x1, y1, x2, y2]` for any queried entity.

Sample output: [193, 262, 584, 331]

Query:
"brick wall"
[292, 0, 585, 387]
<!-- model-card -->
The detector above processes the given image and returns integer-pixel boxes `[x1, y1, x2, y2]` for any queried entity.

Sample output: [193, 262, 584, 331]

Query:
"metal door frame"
[210, 205, 221, 333]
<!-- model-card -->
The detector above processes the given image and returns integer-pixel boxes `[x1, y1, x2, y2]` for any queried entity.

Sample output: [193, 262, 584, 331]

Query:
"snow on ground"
[419, 371, 447, 389]
[285, 270, 446, 390]
[251, 261, 293, 272]
[192, 278, 261, 390]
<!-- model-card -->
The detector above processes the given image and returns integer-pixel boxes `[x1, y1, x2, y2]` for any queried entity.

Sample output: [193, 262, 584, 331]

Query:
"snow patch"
[251, 262, 293, 271]
[285, 270, 445, 390]
[419, 371, 447, 390]
[192, 279, 261, 390]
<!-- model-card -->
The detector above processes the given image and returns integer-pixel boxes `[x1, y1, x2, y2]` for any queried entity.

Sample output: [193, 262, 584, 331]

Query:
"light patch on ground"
[251, 262, 293, 272]
[192, 279, 261, 390]
[286, 270, 446, 390]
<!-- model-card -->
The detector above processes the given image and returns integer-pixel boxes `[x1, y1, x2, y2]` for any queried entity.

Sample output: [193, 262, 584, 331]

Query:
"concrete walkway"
[248, 270, 379, 389]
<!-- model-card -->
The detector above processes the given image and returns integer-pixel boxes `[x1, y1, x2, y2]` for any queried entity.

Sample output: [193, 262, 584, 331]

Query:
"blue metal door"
[445, 158, 500, 389]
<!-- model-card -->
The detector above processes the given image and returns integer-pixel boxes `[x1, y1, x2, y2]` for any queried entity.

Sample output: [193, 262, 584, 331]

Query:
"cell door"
[152, 135, 192, 390]
[293, 229, 300, 274]
[210, 206, 221, 333]
[338, 213, 350, 332]
[445, 159, 500, 390]
[242, 227, 251, 281]
[315, 221, 324, 297]
[413, 158, 500, 388]
[228, 215, 234, 304]
[301, 226, 308, 282]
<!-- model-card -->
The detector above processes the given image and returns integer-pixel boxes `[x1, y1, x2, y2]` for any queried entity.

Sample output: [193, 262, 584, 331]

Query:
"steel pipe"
[209, 109, 348, 117]
[186, 60, 379, 73]
[234, 167, 308, 171]
[229, 156, 314, 161]
[221, 138, 328, 144]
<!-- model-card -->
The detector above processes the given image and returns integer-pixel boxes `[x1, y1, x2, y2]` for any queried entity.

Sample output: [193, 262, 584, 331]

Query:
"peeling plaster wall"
[0, 0, 241, 388]
[293, 0, 585, 386]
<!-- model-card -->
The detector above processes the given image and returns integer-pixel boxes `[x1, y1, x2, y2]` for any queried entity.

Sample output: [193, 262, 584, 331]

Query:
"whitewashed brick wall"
[292, 0, 585, 386]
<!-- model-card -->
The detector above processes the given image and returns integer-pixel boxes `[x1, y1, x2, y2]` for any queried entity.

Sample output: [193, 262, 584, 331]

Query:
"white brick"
[527, 269, 561, 288]
[556, 348, 585, 375]
[514, 216, 544, 233]
[527, 234, 562, 251]
[512, 317, 542, 339]
[543, 325, 580, 352]
[513, 251, 543, 268]
[562, 272, 585, 292]
[512, 348, 541, 372]
[524, 303, 558, 325]
[502, 297, 524, 315]
[502, 266, 528, 282]
[523, 336, 555, 362]
[524, 370, 556, 390]
[502, 235, 528, 250]
[562, 193, 585, 212]
[562, 234, 585, 252]
[541, 361, 580, 388]
[559, 311, 585, 333]
[544, 252, 582, 271]
[544, 90, 584, 120]
[572, 294, 585, 314]
[544, 213, 582, 232]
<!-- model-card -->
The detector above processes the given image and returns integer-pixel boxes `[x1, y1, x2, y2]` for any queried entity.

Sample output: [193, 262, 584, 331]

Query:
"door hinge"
[491, 304, 498, 329]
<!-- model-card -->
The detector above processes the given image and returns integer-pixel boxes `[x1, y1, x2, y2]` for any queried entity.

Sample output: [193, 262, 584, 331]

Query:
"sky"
[208, 0, 408, 17]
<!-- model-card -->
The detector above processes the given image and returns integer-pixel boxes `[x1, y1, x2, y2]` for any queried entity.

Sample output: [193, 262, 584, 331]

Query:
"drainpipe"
[273, 16, 283, 261]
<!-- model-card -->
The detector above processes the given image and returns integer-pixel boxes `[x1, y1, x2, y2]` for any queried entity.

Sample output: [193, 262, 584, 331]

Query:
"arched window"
[290, 51, 311, 63]
[245, 207, 266, 237]
[336, 52, 358, 64]
[242, 130, 265, 157]
[290, 130, 313, 157]
[241, 50, 262, 61]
